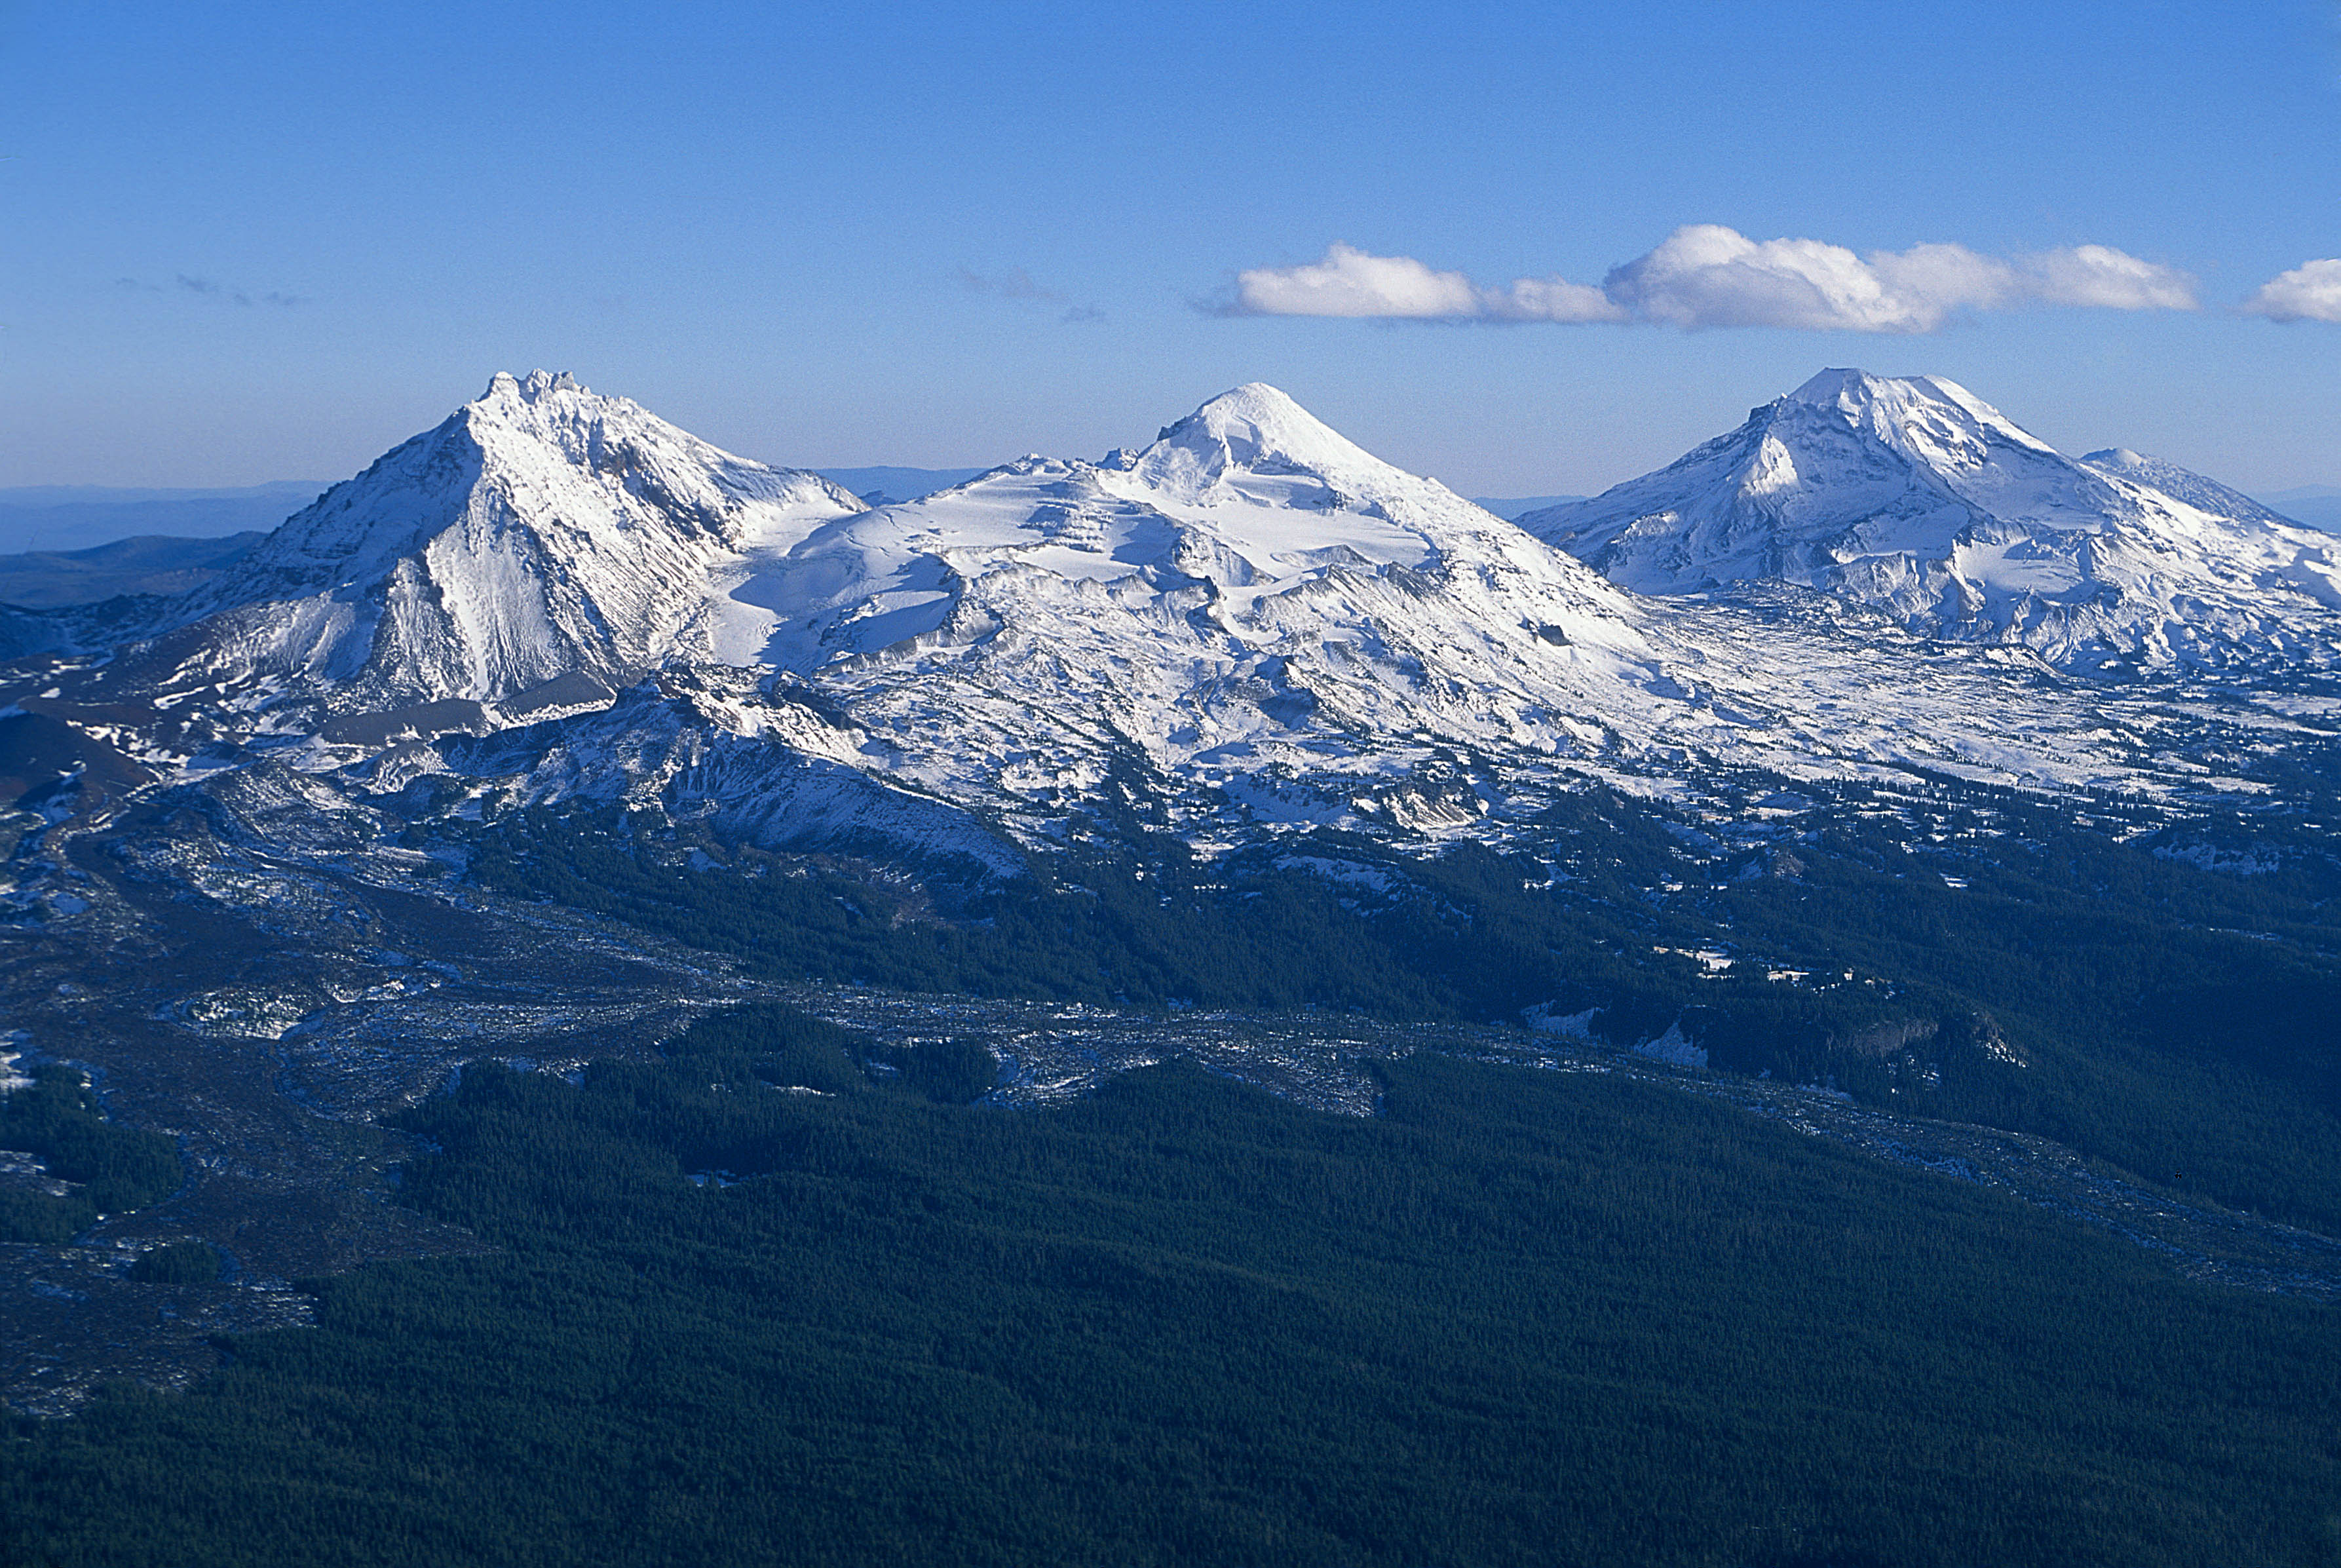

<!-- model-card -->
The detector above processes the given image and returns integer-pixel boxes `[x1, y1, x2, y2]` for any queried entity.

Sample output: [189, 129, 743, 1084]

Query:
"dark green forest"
[9, 773, 2340, 1565]
[466, 782, 2341, 1233]
[5, 1004, 2336, 1567]
[0, 1063, 181, 1244]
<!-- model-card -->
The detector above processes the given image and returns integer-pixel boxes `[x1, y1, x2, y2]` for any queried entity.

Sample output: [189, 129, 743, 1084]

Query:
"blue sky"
[5, 1, 2337, 495]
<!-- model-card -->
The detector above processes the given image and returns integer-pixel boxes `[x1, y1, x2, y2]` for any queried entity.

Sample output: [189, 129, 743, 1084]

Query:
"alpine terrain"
[1519, 368, 2341, 676]
[3, 370, 2340, 1568]
[12, 370, 2329, 880]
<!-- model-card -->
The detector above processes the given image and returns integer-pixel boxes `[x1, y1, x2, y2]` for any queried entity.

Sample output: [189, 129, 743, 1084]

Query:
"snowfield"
[1520, 368, 2341, 675]
[12, 370, 2339, 868]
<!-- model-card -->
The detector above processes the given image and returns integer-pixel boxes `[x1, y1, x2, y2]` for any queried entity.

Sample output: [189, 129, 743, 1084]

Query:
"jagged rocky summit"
[1517, 368, 2341, 675]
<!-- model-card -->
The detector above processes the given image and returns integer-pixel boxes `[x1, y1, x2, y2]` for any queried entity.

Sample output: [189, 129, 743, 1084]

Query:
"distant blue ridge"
[2256, 487, 2341, 534]
[0, 483, 328, 555]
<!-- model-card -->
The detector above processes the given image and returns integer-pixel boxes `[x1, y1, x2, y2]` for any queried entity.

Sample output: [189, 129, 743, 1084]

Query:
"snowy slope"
[22, 375, 2329, 871]
[1519, 370, 2341, 674]
[2076, 448, 2302, 531]
[134, 371, 864, 717]
[427, 382, 1705, 848]
[718, 383, 1646, 666]
[558, 383, 2256, 849]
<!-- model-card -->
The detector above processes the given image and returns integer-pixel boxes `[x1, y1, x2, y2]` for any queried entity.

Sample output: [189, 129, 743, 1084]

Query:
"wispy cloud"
[957, 266, 1105, 323]
[1218, 226, 2198, 333]
[2022, 246, 2198, 311]
[956, 265, 1057, 301]
[2240, 258, 2341, 323]
[176, 274, 306, 307]
[115, 273, 305, 307]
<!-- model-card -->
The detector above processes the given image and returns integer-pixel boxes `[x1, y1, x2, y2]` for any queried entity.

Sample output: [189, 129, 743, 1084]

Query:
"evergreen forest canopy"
[468, 774, 2341, 1234]
[4, 768, 2340, 1565]
[4, 1004, 2337, 1567]
[0, 1063, 181, 1245]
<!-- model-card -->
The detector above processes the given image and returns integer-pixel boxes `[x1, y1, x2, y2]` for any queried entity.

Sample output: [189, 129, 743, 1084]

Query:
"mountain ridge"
[4, 370, 2332, 881]
[119, 371, 866, 717]
[1519, 368, 2341, 674]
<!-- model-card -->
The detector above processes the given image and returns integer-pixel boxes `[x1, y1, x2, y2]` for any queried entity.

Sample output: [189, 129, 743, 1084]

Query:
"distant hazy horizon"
[7, 449, 2336, 560]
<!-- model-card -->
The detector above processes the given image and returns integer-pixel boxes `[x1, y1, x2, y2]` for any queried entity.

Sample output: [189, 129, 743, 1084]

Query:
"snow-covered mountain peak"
[139, 373, 866, 714]
[1110, 383, 1454, 520]
[1521, 368, 2341, 673]
[1775, 369, 2061, 472]
[708, 383, 1652, 771]
[1132, 383, 1387, 486]
[450, 370, 866, 545]
[203, 372, 864, 604]
[33, 372, 2324, 873]
[482, 369, 581, 402]
[1092, 383, 1560, 583]
[1783, 366, 1922, 410]
[1788, 366, 1987, 419]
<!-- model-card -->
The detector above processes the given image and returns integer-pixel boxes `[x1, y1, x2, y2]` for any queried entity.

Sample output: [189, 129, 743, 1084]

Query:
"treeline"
[3, 1003, 2335, 1565]
[466, 797, 1938, 1041]
[465, 783, 2341, 1231]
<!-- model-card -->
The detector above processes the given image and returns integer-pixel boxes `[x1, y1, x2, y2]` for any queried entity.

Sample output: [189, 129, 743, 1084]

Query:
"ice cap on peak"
[1179, 381, 1329, 441]
[1776, 367, 2040, 448]
[1139, 383, 1387, 483]
[1785, 367, 1981, 410]
[1786, 367, 1883, 405]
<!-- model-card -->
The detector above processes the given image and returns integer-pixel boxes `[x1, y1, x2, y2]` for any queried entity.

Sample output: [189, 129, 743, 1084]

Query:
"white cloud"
[1229, 243, 1618, 321]
[2022, 244, 2198, 311]
[2241, 258, 2341, 323]
[1605, 226, 2002, 332]
[1232, 242, 1480, 318]
[1605, 227, 2196, 332]
[1480, 276, 1628, 323]
[1223, 227, 2198, 333]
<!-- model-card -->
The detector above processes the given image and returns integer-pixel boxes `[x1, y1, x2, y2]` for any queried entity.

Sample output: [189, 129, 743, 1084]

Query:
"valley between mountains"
[4, 368, 2341, 1563]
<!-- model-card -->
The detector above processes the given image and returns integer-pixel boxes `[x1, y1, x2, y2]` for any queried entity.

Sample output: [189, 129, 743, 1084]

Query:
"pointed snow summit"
[16, 373, 2270, 854]
[1520, 369, 2341, 674]
[1121, 383, 1424, 508]
[144, 371, 863, 716]
[729, 381, 1643, 674]
[664, 382, 1734, 847]
[1099, 383, 1575, 567]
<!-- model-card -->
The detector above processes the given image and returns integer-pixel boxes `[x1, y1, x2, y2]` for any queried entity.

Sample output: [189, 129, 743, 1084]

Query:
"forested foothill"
[5, 767, 2338, 1565]
[466, 772, 2341, 1234]
[4, 1003, 2336, 1566]
[0, 1063, 181, 1244]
